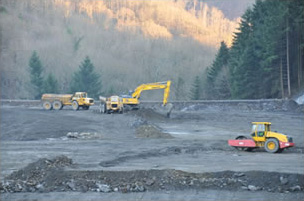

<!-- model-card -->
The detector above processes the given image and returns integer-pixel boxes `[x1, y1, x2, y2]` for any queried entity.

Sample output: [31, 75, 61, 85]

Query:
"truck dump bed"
[41, 94, 73, 105]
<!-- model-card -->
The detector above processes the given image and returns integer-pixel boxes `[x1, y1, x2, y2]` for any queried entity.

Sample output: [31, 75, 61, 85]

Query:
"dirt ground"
[0, 104, 303, 200]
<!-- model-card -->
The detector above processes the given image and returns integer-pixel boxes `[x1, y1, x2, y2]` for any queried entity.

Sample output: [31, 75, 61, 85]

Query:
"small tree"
[43, 73, 59, 93]
[206, 41, 230, 99]
[29, 51, 44, 99]
[190, 76, 201, 100]
[70, 56, 102, 98]
[175, 76, 185, 100]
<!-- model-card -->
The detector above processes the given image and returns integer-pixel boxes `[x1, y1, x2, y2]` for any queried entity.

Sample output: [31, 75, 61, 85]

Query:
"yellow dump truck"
[99, 95, 124, 114]
[41, 92, 94, 111]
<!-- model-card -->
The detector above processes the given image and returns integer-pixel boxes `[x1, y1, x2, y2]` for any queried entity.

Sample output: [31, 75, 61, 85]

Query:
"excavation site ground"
[0, 100, 304, 200]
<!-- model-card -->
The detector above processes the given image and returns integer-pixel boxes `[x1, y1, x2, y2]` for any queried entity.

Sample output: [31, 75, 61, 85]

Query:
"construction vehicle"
[41, 92, 94, 111]
[122, 80, 171, 109]
[228, 122, 294, 153]
[99, 81, 172, 115]
[99, 95, 124, 114]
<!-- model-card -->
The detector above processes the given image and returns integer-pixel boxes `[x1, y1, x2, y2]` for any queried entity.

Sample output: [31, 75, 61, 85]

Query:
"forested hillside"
[0, 0, 251, 100]
[204, 0, 304, 100]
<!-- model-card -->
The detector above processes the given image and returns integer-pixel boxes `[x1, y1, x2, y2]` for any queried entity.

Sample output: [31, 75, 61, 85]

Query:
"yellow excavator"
[99, 81, 172, 115]
[122, 80, 171, 109]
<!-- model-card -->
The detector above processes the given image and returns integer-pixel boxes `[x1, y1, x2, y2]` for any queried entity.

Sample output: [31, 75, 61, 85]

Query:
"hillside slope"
[0, 0, 253, 99]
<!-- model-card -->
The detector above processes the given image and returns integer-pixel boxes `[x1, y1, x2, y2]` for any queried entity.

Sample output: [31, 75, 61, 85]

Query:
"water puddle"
[166, 131, 190, 135]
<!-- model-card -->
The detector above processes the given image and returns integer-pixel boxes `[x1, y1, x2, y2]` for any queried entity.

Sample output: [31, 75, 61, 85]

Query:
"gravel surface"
[1, 104, 303, 200]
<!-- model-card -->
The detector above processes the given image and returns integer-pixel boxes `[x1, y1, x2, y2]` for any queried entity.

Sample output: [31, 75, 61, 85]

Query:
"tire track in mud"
[99, 144, 303, 167]
[99, 145, 224, 167]
[98, 142, 233, 167]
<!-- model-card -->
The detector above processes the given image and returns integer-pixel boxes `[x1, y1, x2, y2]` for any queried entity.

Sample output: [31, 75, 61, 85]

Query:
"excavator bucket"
[165, 103, 173, 118]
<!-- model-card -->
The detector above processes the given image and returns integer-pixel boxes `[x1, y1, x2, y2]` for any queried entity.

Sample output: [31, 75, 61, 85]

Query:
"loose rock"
[289, 185, 301, 191]
[96, 183, 111, 193]
[248, 185, 260, 191]
[280, 176, 288, 185]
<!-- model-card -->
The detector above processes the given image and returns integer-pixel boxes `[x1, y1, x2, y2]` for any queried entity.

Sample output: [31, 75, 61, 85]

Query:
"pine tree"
[229, 8, 254, 99]
[214, 67, 231, 99]
[29, 51, 44, 99]
[43, 73, 59, 93]
[175, 76, 185, 100]
[190, 76, 201, 100]
[70, 56, 102, 98]
[206, 41, 230, 99]
[228, 0, 304, 99]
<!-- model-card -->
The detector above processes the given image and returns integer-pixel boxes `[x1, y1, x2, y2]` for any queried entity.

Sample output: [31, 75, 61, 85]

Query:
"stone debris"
[280, 176, 289, 185]
[66, 132, 103, 139]
[96, 183, 111, 193]
[233, 172, 245, 177]
[248, 185, 260, 191]
[135, 124, 173, 139]
[0, 156, 303, 194]
[290, 185, 301, 191]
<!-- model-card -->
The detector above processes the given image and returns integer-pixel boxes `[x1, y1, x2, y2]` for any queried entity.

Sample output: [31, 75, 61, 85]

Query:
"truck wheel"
[104, 104, 107, 114]
[119, 107, 124, 114]
[83, 106, 89, 110]
[43, 101, 52, 110]
[72, 101, 79, 111]
[265, 138, 280, 153]
[235, 136, 251, 151]
[53, 101, 62, 110]
[99, 104, 104, 113]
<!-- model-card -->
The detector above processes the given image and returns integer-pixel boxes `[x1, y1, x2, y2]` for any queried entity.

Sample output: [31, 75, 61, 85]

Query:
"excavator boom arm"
[131, 81, 171, 105]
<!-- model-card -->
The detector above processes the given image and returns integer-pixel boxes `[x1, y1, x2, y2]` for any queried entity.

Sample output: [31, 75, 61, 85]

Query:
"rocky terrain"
[0, 101, 303, 200]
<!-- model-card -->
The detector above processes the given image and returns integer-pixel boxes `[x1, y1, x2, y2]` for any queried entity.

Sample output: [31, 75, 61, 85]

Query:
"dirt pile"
[1, 156, 303, 194]
[130, 108, 168, 121]
[66, 132, 104, 140]
[1, 156, 72, 193]
[136, 124, 173, 139]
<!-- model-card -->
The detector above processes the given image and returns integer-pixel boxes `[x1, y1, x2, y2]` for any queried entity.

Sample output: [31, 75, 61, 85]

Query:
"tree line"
[0, 0, 223, 100]
[29, 51, 102, 99]
[192, 0, 304, 100]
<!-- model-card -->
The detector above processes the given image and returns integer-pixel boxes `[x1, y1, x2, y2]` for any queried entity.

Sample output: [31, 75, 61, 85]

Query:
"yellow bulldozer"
[41, 92, 94, 111]
[228, 122, 295, 153]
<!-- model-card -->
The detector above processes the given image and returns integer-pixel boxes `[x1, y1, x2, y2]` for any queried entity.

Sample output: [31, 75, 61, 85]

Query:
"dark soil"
[1, 156, 303, 194]
[129, 108, 168, 121]
[135, 124, 173, 139]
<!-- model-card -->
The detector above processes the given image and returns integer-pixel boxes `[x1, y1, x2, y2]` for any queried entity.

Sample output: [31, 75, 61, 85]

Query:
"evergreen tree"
[175, 76, 185, 100]
[206, 41, 230, 99]
[190, 76, 201, 100]
[229, 8, 255, 99]
[43, 73, 59, 93]
[228, 0, 304, 99]
[214, 67, 231, 99]
[70, 56, 102, 98]
[29, 51, 44, 99]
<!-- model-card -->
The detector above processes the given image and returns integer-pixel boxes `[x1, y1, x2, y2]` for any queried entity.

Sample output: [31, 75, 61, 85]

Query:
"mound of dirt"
[1, 156, 303, 194]
[1, 156, 73, 193]
[136, 124, 173, 139]
[66, 132, 104, 140]
[130, 108, 168, 121]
